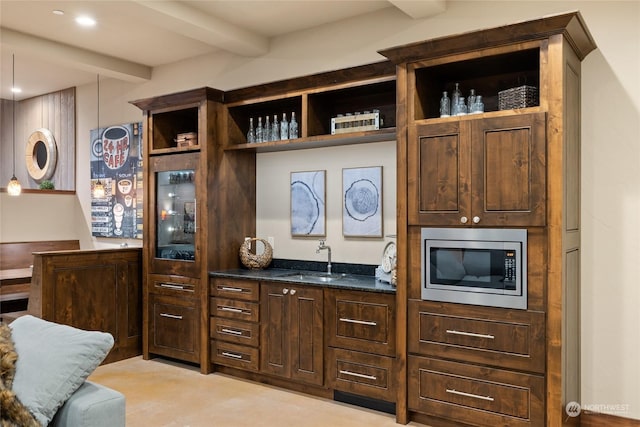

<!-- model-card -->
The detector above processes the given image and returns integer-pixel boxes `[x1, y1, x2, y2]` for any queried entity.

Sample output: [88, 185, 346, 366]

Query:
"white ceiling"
[0, 0, 447, 100]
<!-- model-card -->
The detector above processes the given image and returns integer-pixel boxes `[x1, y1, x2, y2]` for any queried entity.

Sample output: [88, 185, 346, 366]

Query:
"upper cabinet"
[408, 112, 546, 227]
[223, 61, 397, 153]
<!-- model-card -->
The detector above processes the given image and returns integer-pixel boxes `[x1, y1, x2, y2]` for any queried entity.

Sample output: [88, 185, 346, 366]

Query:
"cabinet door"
[408, 121, 471, 226]
[148, 152, 202, 278]
[148, 293, 200, 363]
[289, 286, 324, 386]
[260, 283, 289, 378]
[260, 282, 324, 386]
[471, 113, 546, 226]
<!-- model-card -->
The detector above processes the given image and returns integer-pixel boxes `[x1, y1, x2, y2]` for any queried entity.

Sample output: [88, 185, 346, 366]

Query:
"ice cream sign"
[102, 126, 130, 170]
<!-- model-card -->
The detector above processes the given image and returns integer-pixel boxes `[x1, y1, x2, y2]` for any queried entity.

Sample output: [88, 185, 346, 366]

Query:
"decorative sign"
[90, 123, 143, 238]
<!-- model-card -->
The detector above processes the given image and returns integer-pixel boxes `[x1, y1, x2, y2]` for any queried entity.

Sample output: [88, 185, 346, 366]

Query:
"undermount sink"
[277, 271, 354, 283]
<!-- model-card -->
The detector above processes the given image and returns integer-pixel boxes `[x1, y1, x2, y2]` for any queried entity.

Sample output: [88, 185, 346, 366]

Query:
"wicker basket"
[239, 238, 273, 270]
[498, 85, 538, 110]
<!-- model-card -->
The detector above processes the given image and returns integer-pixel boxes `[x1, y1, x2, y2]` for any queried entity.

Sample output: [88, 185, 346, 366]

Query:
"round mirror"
[26, 128, 58, 182]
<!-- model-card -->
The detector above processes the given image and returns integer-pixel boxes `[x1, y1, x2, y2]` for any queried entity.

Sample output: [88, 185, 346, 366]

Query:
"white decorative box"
[331, 112, 380, 135]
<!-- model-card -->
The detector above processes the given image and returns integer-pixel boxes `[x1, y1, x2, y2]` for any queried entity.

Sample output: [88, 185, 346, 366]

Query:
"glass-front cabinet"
[148, 152, 201, 278]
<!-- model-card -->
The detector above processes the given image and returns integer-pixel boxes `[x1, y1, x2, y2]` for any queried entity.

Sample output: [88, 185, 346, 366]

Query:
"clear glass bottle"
[451, 83, 461, 116]
[264, 116, 271, 142]
[272, 114, 280, 141]
[474, 95, 484, 114]
[256, 116, 263, 143]
[281, 113, 289, 140]
[467, 89, 476, 113]
[457, 97, 467, 115]
[439, 91, 450, 117]
[289, 112, 298, 139]
[247, 117, 256, 143]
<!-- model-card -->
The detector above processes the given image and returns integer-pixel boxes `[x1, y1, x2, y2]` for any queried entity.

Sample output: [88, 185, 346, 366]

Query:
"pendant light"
[92, 74, 105, 198]
[7, 54, 22, 196]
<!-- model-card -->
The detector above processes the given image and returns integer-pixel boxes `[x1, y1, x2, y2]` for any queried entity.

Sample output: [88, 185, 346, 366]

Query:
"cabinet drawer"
[325, 289, 395, 356]
[408, 300, 544, 373]
[148, 294, 199, 363]
[408, 356, 544, 427]
[326, 348, 395, 402]
[211, 297, 259, 322]
[149, 274, 198, 296]
[210, 278, 259, 301]
[210, 317, 259, 347]
[211, 341, 259, 371]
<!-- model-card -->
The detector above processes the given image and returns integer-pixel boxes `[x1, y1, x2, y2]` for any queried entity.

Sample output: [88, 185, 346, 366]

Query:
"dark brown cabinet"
[148, 292, 200, 363]
[210, 278, 260, 371]
[381, 11, 596, 426]
[408, 112, 546, 227]
[408, 356, 544, 427]
[325, 289, 396, 402]
[260, 282, 324, 386]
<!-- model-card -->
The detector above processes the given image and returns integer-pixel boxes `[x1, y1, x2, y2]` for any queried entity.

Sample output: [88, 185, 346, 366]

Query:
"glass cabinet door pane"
[156, 170, 196, 261]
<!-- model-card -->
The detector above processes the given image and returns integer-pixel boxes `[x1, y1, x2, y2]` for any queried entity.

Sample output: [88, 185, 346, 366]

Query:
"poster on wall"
[90, 123, 143, 238]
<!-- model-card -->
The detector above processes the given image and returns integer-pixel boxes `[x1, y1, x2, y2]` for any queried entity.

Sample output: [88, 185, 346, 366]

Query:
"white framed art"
[290, 170, 326, 237]
[342, 166, 382, 237]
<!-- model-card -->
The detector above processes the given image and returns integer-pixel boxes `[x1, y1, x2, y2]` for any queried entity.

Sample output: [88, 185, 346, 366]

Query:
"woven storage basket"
[498, 85, 538, 110]
[239, 238, 273, 269]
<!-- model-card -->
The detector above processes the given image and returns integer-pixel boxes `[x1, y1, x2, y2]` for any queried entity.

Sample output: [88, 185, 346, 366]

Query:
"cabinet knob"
[290, 289, 297, 295]
[282, 288, 289, 295]
[473, 216, 481, 224]
[460, 216, 468, 224]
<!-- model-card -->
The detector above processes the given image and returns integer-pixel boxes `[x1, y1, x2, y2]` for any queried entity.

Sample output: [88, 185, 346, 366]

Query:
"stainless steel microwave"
[421, 227, 527, 310]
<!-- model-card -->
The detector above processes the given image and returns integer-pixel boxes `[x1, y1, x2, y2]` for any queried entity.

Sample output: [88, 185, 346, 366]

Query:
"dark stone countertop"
[208, 268, 396, 294]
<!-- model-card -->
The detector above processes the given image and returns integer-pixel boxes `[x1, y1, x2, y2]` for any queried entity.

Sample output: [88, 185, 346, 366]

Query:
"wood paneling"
[28, 248, 142, 364]
[19, 88, 75, 191]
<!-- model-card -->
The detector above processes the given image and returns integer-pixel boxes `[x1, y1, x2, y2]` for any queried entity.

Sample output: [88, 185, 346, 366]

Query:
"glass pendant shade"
[7, 175, 21, 196]
[7, 54, 21, 196]
[93, 180, 105, 198]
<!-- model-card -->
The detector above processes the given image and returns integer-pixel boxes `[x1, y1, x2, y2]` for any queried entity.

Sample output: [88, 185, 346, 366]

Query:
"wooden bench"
[0, 240, 80, 322]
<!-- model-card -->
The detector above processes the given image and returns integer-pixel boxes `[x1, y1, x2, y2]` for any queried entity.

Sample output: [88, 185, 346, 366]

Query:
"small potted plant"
[39, 180, 55, 190]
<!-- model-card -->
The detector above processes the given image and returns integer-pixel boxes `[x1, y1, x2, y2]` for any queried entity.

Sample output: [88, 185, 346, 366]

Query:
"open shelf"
[225, 127, 396, 153]
[414, 47, 541, 120]
[226, 77, 396, 152]
[150, 106, 199, 153]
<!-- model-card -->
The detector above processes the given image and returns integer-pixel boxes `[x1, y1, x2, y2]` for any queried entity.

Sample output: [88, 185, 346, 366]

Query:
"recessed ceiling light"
[12, 87, 22, 94]
[52, 10, 64, 16]
[75, 15, 96, 27]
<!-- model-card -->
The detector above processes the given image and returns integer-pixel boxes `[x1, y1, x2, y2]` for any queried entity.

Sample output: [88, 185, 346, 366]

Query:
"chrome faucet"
[316, 240, 332, 274]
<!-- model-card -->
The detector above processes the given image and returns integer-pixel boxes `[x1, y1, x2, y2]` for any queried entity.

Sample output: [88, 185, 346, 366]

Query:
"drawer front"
[211, 341, 259, 371]
[327, 348, 395, 402]
[210, 317, 259, 347]
[326, 290, 395, 356]
[210, 278, 259, 301]
[148, 294, 199, 363]
[211, 297, 259, 322]
[149, 274, 198, 296]
[408, 356, 544, 427]
[408, 300, 544, 373]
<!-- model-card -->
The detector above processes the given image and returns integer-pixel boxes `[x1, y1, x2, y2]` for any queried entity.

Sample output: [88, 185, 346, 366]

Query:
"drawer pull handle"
[220, 286, 244, 293]
[221, 351, 243, 359]
[220, 306, 244, 314]
[339, 370, 377, 381]
[221, 328, 244, 336]
[339, 318, 377, 326]
[446, 389, 494, 402]
[159, 313, 183, 320]
[446, 329, 495, 339]
[159, 283, 185, 290]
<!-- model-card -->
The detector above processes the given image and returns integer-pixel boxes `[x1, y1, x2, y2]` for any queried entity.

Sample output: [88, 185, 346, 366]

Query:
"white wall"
[1, 1, 638, 420]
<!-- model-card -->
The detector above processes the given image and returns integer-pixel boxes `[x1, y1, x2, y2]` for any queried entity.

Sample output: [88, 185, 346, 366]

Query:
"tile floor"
[89, 356, 422, 427]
